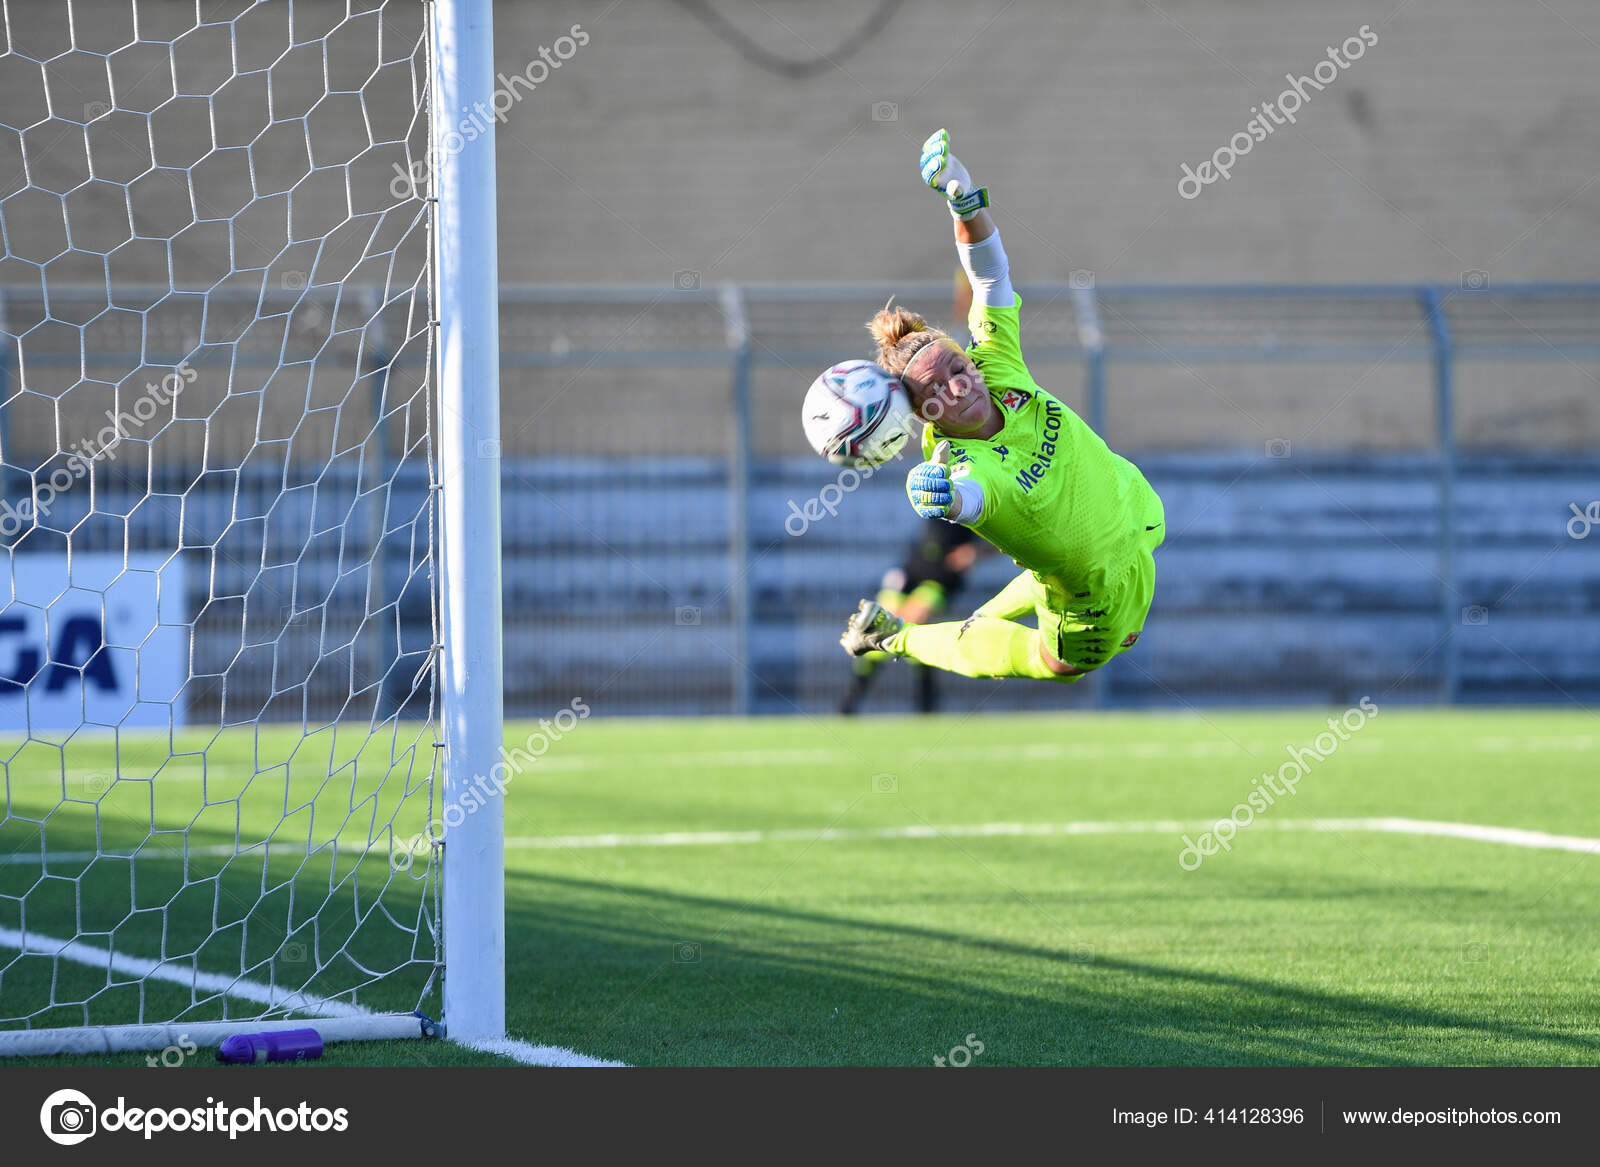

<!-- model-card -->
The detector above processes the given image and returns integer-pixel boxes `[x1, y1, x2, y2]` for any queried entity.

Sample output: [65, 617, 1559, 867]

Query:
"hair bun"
[866, 302, 929, 351]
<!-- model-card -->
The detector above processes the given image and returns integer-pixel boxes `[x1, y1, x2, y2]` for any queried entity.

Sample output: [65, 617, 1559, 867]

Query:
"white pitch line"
[11, 739, 1249, 786]
[0, 926, 629, 1067]
[455, 1036, 625, 1068]
[11, 816, 1597, 868]
[11, 731, 1595, 790]
[507, 820, 1188, 850]
[0, 840, 381, 866]
[1287, 817, 1600, 855]
[502, 817, 1600, 855]
[0, 925, 370, 1018]
[13, 817, 1595, 864]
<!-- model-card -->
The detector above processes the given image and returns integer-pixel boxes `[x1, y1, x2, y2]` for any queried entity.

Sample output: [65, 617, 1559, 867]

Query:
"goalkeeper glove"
[919, 128, 989, 221]
[907, 440, 956, 520]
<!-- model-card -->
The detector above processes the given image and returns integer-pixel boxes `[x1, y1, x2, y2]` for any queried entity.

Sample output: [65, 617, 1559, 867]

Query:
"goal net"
[0, 0, 504, 1056]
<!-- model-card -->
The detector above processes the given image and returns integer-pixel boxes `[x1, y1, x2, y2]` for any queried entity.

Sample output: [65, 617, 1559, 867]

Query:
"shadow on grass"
[7, 812, 1597, 1066]
[502, 868, 1600, 1067]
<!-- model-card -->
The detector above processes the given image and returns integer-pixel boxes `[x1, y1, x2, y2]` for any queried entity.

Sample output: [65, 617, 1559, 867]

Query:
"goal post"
[432, 0, 506, 1045]
[0, 0, 505, 1057]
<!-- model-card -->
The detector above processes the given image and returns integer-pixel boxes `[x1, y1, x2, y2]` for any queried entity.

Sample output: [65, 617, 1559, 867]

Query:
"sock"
[887, 616, 1060, 680]
[974, 571, 1036, 621]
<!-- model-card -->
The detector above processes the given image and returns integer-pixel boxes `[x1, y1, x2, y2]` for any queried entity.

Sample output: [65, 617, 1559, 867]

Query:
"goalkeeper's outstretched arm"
[875, 128, 1023, 525]
[919, 129, 1015, 318]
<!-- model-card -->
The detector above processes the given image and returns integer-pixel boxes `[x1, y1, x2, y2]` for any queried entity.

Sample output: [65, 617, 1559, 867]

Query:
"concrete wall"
[496, 0, 1600, 285]
[3, 0, 1595, 462]
[1, 0, 1596, 291]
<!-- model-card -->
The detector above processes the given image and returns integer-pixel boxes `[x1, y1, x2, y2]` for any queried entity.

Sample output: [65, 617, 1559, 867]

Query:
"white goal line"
[0, 926, 622, 1067]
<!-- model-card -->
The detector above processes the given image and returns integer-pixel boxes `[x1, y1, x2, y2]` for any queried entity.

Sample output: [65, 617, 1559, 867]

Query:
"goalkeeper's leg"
[972, 569, 1035, 621]
[891, 569, 1070, 681]
[885, 614, 1079, 682]
[842, 599, 1080, 682]
[845, 557, 1154, 683]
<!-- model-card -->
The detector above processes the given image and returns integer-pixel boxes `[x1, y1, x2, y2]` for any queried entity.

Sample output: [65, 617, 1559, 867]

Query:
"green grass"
[4, 707, 1600, 1066]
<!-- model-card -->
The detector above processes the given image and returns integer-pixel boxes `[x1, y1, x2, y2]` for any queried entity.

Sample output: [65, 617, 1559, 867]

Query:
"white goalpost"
[431, 0, 506, 1046]
[0, 0, 505, 1056]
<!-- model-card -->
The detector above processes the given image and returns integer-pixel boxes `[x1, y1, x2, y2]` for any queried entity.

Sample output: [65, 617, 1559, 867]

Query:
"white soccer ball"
[801, 360, 915, 468]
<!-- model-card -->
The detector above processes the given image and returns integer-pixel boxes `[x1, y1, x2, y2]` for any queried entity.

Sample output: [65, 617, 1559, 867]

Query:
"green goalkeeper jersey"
[925, 295, 1164, 595]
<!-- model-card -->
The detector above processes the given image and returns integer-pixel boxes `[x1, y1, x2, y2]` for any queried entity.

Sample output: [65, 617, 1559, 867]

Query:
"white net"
[0, 0, 444, 1040]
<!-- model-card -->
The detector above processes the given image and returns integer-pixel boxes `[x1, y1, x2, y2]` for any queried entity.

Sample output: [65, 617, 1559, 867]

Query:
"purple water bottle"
[217, 1027, 324, 1064]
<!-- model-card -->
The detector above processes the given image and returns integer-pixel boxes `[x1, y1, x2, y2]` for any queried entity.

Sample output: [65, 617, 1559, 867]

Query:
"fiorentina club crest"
[1000, 388, 1031, 411]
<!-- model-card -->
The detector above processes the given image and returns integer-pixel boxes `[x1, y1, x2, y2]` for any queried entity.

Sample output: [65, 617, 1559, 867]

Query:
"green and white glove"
[906, 440, 956, 519]
[919, 128, 989, 221]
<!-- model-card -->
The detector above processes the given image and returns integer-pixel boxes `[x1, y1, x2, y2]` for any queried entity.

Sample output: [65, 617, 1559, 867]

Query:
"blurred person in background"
[839, 520, 988, 714]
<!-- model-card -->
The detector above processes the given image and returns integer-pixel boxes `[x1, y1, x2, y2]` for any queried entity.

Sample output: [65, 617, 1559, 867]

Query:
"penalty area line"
[503, 817, 1600, 855]
[15, 817, 1597, 868]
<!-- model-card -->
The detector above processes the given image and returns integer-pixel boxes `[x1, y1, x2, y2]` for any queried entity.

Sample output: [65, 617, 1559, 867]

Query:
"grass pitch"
[4, 706, 1599, 1066]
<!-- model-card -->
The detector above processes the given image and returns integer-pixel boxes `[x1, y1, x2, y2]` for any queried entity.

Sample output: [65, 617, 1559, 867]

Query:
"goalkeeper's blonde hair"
[866, 300, 948, 378]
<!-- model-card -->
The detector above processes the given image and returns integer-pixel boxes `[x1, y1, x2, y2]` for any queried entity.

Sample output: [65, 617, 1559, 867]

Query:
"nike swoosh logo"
[1146, 523, 1163, 530]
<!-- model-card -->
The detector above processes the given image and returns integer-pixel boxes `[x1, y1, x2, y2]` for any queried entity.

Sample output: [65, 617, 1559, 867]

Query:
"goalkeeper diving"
[840, 129, 1165, 683]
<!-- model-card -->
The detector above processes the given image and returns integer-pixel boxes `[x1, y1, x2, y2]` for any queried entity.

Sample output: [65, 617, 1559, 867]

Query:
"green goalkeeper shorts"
[1031, 549, 1158, 673]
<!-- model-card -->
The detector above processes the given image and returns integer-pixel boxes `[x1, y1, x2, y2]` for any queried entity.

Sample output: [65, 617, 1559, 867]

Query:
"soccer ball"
[801, 360, 915, 468]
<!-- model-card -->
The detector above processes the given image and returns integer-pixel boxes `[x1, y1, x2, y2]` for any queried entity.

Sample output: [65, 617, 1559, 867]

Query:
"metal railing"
[493, 280, 1599, 710]
[3, 282, 1599, 716]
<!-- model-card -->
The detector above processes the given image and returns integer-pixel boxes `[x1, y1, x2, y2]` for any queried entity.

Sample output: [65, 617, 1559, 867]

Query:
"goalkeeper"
[841, 129, 1165, 683]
